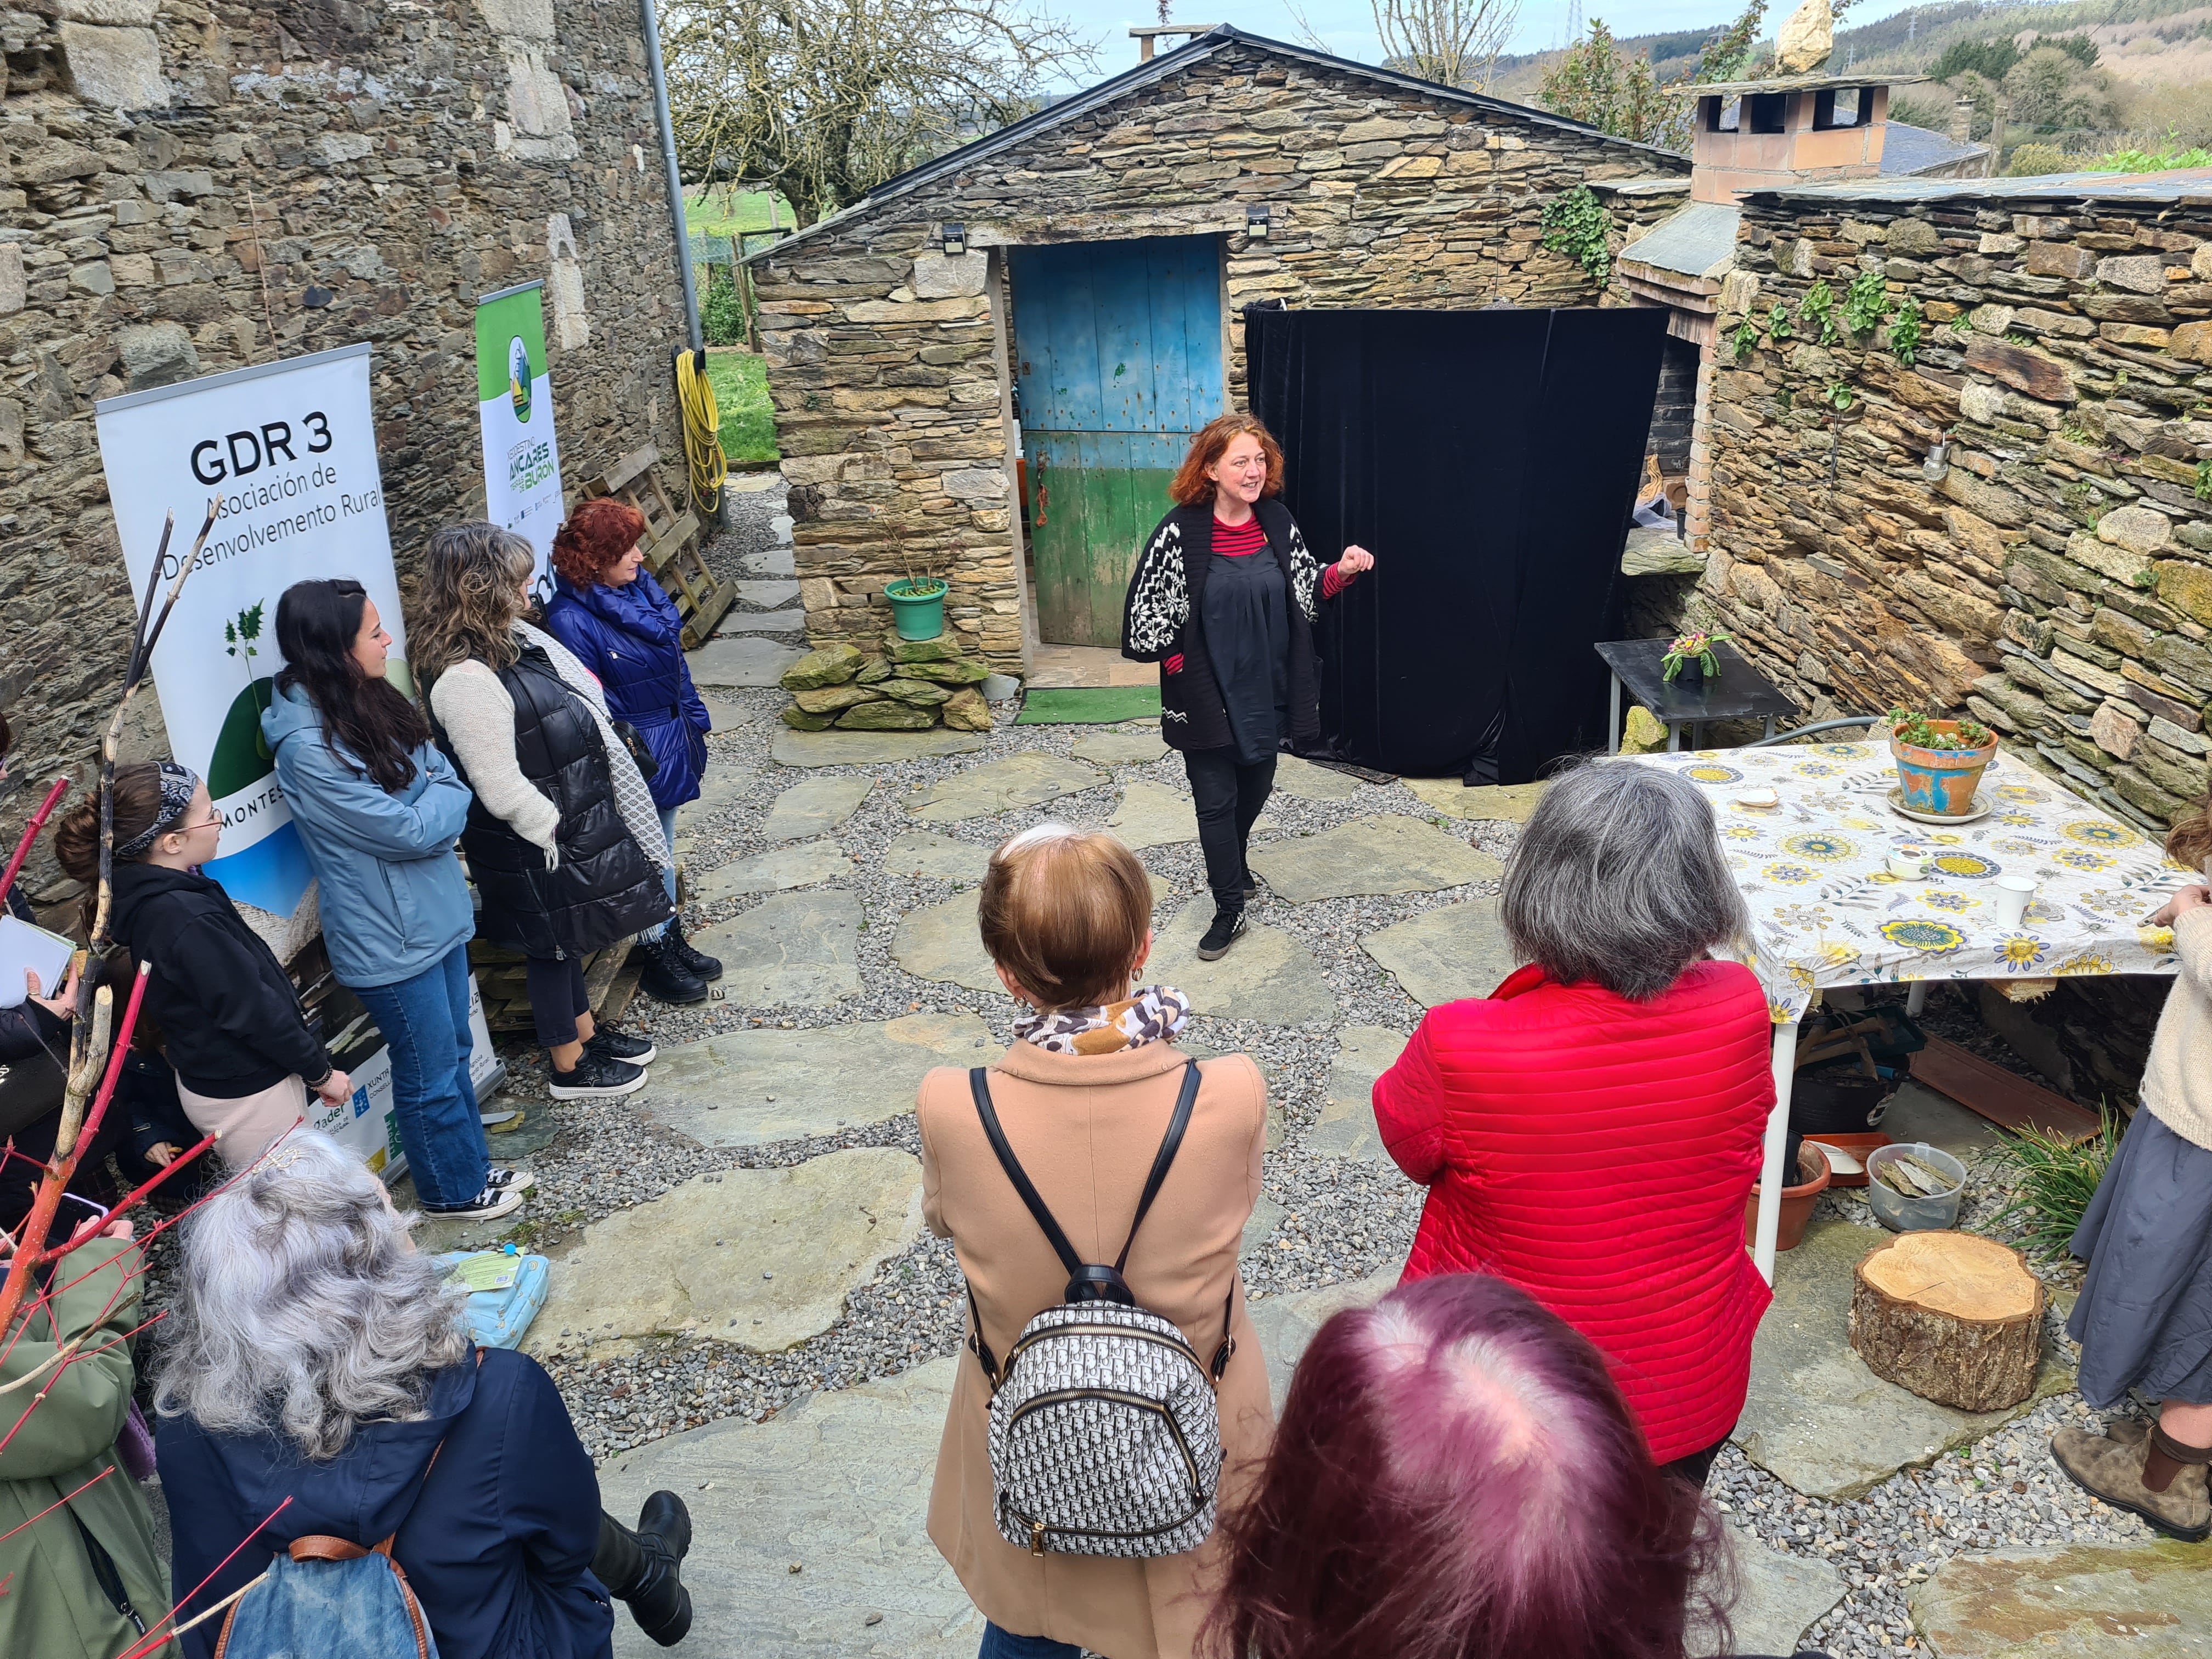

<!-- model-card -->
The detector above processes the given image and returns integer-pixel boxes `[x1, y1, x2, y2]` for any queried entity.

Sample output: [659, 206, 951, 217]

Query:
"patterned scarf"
[115, 761, 200, 860]
[1015, 985, 1192, 1056]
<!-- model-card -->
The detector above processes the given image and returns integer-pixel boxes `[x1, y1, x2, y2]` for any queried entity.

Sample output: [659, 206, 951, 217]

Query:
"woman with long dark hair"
[413, 524, 668, 1101]
[1120, 414, 1373, 962]
[263, 578, 529, 1222]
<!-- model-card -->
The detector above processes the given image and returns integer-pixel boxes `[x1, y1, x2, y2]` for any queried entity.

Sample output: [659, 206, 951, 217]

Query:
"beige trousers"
[174, 1075, 310, 1168]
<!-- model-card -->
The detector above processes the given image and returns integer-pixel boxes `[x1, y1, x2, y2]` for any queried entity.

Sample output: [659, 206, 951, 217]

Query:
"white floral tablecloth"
[1621, 743, 2191, 1024]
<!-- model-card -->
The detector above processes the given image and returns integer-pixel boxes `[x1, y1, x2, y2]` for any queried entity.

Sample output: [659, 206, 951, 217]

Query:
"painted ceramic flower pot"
[1891, 721, 1998, 815]
[885, 578, 947, 642]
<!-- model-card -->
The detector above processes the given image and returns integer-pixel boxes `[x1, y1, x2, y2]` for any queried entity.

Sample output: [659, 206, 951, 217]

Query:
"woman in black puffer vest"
[415, 523, 668, 1101]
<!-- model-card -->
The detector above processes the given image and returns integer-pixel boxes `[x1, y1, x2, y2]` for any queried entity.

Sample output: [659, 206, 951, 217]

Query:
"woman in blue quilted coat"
[544, 498, 721, 1006]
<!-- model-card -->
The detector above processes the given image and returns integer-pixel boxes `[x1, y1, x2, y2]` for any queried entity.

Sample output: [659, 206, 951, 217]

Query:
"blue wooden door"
[1009, 237, 1225, 646]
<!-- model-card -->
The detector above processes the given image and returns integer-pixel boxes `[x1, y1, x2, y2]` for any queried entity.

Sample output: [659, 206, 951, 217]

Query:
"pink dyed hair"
[1200, 1274, 1734, 1659]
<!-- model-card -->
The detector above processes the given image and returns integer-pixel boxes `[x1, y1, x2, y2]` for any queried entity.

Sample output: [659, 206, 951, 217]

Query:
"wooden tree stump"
[1848, 1231, 2044, 1413]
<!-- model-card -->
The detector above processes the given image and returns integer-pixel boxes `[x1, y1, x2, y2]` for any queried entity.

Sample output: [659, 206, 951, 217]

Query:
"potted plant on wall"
[1887, 708, 1999, 817]
[885, 548, 948, 642]
[1661, 628, 1731, 691]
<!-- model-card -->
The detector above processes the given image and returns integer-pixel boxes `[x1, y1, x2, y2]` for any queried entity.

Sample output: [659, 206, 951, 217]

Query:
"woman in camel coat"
[918, 825, 1273, 1659]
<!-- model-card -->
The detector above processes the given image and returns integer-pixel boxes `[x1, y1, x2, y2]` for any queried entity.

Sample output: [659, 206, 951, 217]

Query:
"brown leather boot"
[2052, 1421, 2211, 1541]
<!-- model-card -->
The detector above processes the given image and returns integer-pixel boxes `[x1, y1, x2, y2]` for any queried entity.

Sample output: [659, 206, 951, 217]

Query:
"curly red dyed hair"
[551, 497, 648, 588]
[1170, 413, 1284, 508]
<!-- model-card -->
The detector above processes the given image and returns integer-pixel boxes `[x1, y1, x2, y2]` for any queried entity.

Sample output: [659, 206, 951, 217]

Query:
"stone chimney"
[1676, 73, 1928, 204]
[1949, 95, 1973, 146]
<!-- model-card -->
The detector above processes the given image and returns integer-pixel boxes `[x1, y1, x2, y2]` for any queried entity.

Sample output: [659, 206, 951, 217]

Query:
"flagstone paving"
[1070, 729, 1169, 766]
[1905, 1540, 2212, 1658]
[1107, 777, 1277, 850]
[690, 839, 854, 904]
[690, 889, 866, 1006]
[879, 829, 991, 883]
[527, 1150, 924, 1362]
[715, 608, 806, 633]
[1268, 752, 1370, 800]
[761, 774, 874, 841]
[689, 635, 806, 687]
[903, 752, 1104, 823]
[1359, 894, 1522, 1006]
[1248, 814, 1502, 902]
[1153, 899, 1336, 1026]
[771, 727, 987, 768]
[1731, 1216, 2077, 1501]
[672, 763, 759, 835]
[1310, 1025, 1412, 1160]
[632, 1013, 995, 1147]
[1401, 776, 1551, 822]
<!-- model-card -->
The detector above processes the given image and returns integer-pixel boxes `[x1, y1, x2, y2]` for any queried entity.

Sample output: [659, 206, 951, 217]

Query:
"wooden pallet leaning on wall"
[470, 936, 636, 1034]
[574, 444, 737, 648]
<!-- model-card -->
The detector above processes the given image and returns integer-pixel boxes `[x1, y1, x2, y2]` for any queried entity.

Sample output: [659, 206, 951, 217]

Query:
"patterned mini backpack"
[964, 1063, 1237, 1560]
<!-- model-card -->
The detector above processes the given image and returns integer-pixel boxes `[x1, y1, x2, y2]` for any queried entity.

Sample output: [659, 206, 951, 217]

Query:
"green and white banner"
[475, 280, 563, 606]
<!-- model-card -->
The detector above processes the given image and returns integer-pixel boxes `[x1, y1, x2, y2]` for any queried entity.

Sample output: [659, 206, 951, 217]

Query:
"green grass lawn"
[705, 350, 778, 465]
[685, 186, 793, 239]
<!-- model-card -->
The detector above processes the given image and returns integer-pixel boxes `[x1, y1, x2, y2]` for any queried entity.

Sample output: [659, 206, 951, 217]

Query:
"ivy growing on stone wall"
[1733, 318, 1759, 363]
[1798, 279, 1839, 347]
[1844, 269, 1892, 337]
[1889, 296, 1925, 368]
[1767, 302, 1793, 343]
[1539, 185, 1614, 287]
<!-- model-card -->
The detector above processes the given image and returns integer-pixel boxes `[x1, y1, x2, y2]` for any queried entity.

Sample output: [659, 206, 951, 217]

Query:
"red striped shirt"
[1162, 518, 1355, 673]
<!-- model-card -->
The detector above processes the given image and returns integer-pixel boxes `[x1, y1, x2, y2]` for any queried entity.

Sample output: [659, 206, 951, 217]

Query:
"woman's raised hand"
[1336, 545, 1375, 577]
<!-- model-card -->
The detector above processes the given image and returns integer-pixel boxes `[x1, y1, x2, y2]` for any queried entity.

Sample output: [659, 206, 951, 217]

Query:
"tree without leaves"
[661, 0, 1097, 229]
[1284, 0, 1521, 91]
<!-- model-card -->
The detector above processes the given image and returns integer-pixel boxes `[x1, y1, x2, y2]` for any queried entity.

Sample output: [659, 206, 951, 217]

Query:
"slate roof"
[1743, 167, 2212, 206]
[743, 25, 1689, 264]
[1618, 201, 1741, 280]
[1880, 121, 1989, 176]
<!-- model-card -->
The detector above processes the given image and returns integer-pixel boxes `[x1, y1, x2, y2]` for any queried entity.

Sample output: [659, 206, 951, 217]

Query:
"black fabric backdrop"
[1246, 305, 1668, 782]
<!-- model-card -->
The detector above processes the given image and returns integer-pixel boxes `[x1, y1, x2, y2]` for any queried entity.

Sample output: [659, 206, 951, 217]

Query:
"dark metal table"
[1594, 638, 1799, 753]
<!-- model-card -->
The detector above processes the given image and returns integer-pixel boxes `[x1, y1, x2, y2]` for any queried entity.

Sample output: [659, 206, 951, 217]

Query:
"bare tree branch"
[1371, 0, 1523, 91]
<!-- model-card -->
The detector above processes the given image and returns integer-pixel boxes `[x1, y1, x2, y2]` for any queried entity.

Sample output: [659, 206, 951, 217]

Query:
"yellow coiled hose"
[674, 347, 727, 518]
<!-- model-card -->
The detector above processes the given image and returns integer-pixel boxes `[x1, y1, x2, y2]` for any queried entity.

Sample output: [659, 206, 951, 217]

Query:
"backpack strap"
[969, 1067, 1084, 1279]
[1113, 1061, 1203, 1274]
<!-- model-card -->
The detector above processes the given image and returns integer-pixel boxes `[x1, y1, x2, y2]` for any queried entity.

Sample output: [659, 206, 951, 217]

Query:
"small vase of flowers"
[1661, 629, 1731, 690]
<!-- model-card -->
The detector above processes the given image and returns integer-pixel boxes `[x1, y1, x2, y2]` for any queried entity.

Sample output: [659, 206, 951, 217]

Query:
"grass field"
[705, 350, 778, 465]
[685, 186, 793, 239]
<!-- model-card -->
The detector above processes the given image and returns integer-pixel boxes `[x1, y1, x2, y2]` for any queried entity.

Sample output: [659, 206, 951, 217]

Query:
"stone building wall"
[1682, 180, 2212, 832]
[1, 0, 689, 879]
[751, 37, 1689, 670]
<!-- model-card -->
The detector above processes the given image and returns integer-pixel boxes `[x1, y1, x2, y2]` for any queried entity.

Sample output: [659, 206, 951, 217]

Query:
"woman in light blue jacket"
[263, 579, 531, 1222]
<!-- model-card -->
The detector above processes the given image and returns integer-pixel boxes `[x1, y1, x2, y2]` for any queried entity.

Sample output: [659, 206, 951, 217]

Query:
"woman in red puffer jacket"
[1373, 760, 1774, 1486]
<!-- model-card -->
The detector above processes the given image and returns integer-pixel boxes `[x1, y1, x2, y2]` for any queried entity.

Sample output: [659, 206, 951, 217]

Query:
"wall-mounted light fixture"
[1922, 434, 1951, 482]
[941, 222, 967, 256]
[1246, 204, 1271, 241]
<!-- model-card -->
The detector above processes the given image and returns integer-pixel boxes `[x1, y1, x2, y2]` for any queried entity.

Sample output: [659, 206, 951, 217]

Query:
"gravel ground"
[412, 484, 2177, 1648]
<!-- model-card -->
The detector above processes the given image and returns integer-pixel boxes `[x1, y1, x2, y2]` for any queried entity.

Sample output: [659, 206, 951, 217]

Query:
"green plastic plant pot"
[885, 578, 947, 641]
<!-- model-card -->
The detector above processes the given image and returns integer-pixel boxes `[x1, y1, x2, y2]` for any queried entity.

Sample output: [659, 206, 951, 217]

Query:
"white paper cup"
[1886, 852, 1926, 880]
[1991, 875, 2037, 927]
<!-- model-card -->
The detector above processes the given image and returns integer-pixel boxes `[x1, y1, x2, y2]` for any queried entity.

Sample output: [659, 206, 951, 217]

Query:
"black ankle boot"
[636, 933, 708, 1005]
[667, 915, 723, 983]
[623, 1491, 693, 1645]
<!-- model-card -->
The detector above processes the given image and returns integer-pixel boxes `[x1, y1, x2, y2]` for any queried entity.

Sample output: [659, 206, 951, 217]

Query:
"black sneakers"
[486, 1166, 535, 1195]
[587, 1026, 657, 1068]
[667, 916, 723, 984]
[550, 1051, 647, 1099]
[1197, 907, 1249, 961]
[422, 1184, 526, 1222]
[637, 933, 708, 1005]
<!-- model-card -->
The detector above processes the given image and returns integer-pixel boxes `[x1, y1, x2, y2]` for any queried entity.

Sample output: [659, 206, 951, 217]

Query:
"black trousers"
[526, 955, 592, 1051]
[1660, 1426, 1733, 1489]
[1184, 747, 1277, 912]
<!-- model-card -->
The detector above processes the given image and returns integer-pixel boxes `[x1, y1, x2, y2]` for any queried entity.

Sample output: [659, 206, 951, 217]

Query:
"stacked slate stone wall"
[751, 40, 1688, 670]
[1, 0, 689, 886]
[1686, 185, 2212, 834]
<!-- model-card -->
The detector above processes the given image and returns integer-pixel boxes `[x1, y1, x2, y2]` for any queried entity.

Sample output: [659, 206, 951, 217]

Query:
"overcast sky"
[1041, 0, 1926, 79]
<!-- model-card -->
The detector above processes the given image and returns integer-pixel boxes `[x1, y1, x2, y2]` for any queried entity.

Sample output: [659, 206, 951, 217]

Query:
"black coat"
[1119, 498, 1330, 754]
[439, 645, 670, 961]
[106, 861, 332, 1098]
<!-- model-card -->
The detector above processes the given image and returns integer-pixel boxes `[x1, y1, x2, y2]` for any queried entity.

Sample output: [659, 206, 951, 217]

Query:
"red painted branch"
[1, 776, 69, 901]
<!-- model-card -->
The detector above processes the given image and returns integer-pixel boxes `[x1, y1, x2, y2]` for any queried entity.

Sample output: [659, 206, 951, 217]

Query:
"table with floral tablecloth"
[1621, 742, 2192, 1025]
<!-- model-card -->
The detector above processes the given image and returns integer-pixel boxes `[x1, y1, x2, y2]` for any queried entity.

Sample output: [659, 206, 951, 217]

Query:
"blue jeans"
[353, 943, 489, 1209]
[978, 1626, 1080, 1659]
[639, 803, 680, 942]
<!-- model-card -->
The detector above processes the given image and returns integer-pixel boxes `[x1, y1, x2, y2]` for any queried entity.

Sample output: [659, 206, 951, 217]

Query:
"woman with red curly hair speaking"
[1119, 414, 1373, 963]
[544, 496, 721, 1006]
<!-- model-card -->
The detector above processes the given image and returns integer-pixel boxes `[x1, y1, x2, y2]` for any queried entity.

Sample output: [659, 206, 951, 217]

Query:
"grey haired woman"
[1371, 762, 1776, 1485]
[154, 1131, 695, 1659]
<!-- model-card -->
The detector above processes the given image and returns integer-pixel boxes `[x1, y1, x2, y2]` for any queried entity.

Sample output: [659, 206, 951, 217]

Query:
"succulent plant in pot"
[1886, 707, 1998, 816]
[1660, 629, 1731, 690]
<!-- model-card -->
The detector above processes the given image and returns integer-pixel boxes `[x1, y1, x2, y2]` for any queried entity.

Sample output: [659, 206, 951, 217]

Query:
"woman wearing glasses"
[51, 761, 347, 1167]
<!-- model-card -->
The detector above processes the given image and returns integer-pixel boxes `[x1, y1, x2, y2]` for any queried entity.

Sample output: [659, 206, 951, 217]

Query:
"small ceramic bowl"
[1736, 788, 1780, 810]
